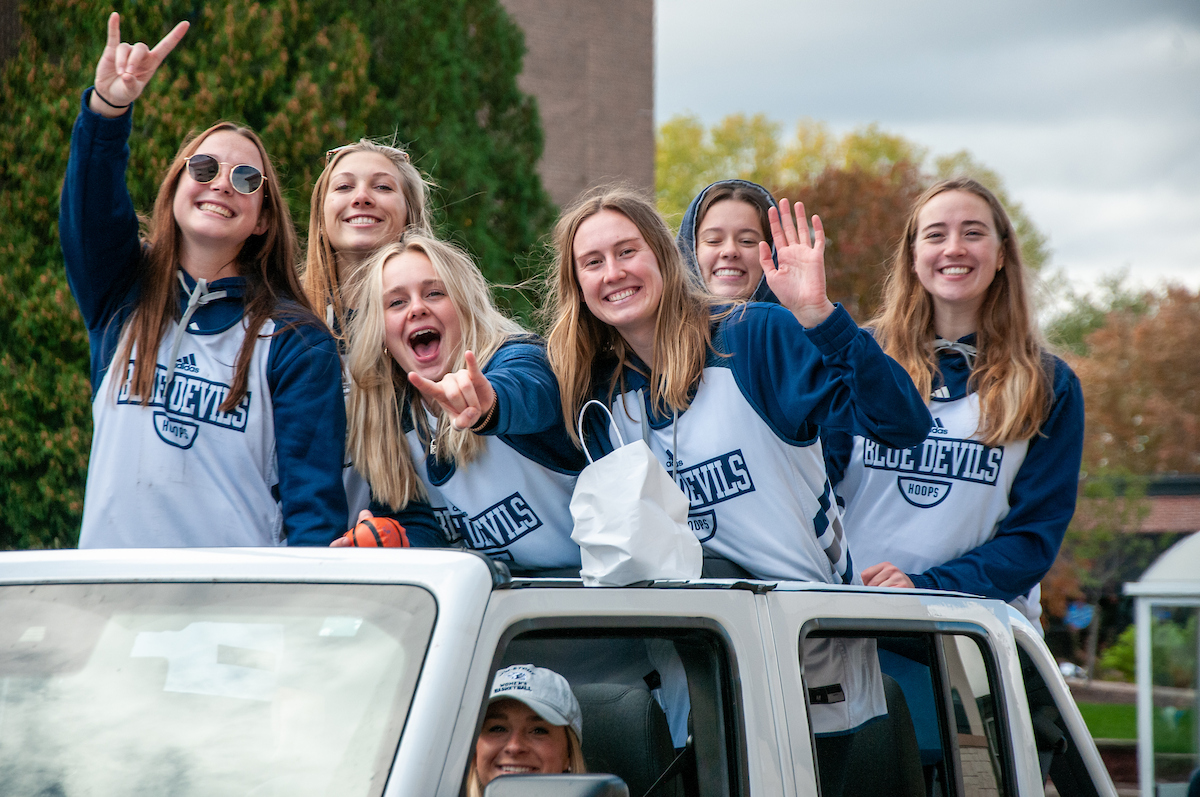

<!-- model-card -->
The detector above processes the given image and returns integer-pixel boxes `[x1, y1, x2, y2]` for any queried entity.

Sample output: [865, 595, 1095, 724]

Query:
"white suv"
[0, 548, 1115, 797]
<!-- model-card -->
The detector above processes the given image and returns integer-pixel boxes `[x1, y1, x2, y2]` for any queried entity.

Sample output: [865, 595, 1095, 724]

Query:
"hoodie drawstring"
[934, 338, 978, 370]
[163, 271, 228, 392]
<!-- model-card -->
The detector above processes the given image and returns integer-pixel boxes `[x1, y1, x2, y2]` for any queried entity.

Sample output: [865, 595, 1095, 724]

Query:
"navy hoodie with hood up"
[677, 179, 780, 303]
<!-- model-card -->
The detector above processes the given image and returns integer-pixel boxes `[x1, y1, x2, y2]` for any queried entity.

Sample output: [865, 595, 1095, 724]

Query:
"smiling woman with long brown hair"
[543, 185, 934, 793]
[61, 13, 346, 547]
[825, 178, 1085, 627]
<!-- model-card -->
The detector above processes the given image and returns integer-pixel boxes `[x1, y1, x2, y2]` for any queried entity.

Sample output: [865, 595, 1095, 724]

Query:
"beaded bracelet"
[470, 399, 498, 432]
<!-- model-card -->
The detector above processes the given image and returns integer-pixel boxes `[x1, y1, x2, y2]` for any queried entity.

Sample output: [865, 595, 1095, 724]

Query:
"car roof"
[0, 548, 980, 602]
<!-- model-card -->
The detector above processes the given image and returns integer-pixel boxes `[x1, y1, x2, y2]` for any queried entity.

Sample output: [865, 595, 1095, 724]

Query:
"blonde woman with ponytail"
[827, 178, 1085, 628]
[339, 235, 587, 572]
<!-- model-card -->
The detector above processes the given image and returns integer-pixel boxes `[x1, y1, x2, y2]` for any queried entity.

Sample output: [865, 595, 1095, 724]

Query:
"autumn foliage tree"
[1069, 285, 1200, 474]
[778, 161, 925, 320]
[1040, 284, 1199, 657]
[0, 0, 553, 548]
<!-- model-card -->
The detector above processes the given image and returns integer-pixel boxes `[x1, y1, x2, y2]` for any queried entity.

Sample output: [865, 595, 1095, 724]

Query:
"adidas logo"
[931, 386, 950, 400]
[174, 353, 200, 374]
[930, 417, 949, 435]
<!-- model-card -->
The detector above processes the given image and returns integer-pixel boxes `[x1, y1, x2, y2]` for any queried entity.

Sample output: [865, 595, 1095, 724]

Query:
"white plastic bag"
[569, 400, 702, 586]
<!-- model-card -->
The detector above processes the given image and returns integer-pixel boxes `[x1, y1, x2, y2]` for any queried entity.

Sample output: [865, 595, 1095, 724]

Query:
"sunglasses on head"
[325, 143, 411, 165]
[184, 154, 265, 195]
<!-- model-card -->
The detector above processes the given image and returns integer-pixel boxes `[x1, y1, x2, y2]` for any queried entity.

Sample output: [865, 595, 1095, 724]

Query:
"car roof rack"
[501, 577, 778, 593]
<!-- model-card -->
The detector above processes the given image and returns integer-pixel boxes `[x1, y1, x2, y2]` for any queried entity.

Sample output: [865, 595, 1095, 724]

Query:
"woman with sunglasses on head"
[824, 178, 1084, 628]
[302, 141, 435, 528]
[336, 235, 587, 572]
[61, 13, 347, 547]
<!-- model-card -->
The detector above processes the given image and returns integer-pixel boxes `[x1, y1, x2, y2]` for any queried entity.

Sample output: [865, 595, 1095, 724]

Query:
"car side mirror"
[482, 773, 629, 797]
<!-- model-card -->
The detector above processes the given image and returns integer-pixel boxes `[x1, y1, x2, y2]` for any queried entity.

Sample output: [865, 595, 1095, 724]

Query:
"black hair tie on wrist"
[92, 86, 130, 110]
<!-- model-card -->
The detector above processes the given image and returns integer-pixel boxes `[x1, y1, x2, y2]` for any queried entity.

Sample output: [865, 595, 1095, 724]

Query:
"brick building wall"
[498, 0, 655, 208]
[0, 0, 19, 64]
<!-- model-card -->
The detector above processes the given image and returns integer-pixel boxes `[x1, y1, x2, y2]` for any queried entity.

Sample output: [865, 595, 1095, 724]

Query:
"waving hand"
[759, 198, 836, 328]
[90, 12, 189, 116]
[408, 351, 497, 431]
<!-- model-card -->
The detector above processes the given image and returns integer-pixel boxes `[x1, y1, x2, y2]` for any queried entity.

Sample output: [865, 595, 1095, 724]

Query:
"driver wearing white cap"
[468, 665, 588, 796]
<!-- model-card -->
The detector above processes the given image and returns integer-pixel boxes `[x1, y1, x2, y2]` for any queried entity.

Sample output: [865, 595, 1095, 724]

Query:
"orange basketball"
[343, 517, 409, 548]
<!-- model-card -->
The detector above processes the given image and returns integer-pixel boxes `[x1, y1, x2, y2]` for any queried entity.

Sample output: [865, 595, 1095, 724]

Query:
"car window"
[800, 631, 1012, 797]
[944, 634, 1007, 797]
[1015, 645, 1102, 797]
[0, 582, 436, 797]
[473, 626, 746, 797]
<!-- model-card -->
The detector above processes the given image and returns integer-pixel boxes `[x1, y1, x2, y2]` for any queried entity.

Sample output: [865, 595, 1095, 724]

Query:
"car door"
[429, 583, 792, 797]
[763, 586, 1050, 797]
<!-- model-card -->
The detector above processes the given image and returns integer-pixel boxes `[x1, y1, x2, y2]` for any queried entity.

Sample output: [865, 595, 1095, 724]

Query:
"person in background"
[677, 179, 778, 302]
[303, 140, 432, 334]
[62, 13, 346, 547]
[302, 139, 434, 527]
[825, 177, 1085, 628]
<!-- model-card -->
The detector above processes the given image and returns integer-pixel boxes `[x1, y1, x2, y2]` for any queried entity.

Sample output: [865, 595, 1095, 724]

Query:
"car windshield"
[0, 581, 436, 796]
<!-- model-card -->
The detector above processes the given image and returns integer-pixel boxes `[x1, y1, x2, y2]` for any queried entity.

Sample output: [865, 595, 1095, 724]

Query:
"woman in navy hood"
[677, 179, 780, 303]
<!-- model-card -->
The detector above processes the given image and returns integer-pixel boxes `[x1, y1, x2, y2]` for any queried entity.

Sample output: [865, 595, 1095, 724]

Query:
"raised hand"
[407, 350, 497, 431]
[759, 198, 835, 328]
[90, 12, 189, 116]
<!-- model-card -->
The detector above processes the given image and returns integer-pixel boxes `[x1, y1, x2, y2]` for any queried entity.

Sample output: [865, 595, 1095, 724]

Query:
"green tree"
[655, 113, 718, 226]
[1044, 271, 1152, 356]
[656, 112, 784, 224]
[1100, 615, 1197, 688]
[837, 123, 926, 175]
[777, 119, 837, 188]
[0, 0, 553, 548]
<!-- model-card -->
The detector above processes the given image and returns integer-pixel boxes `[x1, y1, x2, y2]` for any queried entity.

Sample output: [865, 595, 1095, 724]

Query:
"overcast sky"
[656, 0, 1200, 296]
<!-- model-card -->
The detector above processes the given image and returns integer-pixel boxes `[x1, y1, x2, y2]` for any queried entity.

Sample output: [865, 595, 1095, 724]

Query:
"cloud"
[658, 2, 1199, 126]
[656, 0, 1200, 290]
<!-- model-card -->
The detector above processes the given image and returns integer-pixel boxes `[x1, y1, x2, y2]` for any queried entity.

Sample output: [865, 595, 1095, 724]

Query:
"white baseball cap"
[488, 664, 583, 742]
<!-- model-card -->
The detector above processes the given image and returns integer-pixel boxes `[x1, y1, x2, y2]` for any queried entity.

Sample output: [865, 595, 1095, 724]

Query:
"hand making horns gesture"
[408, 351, 498, 432]
[89, 12, 189, 117]
[759, 198, 836, 329]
